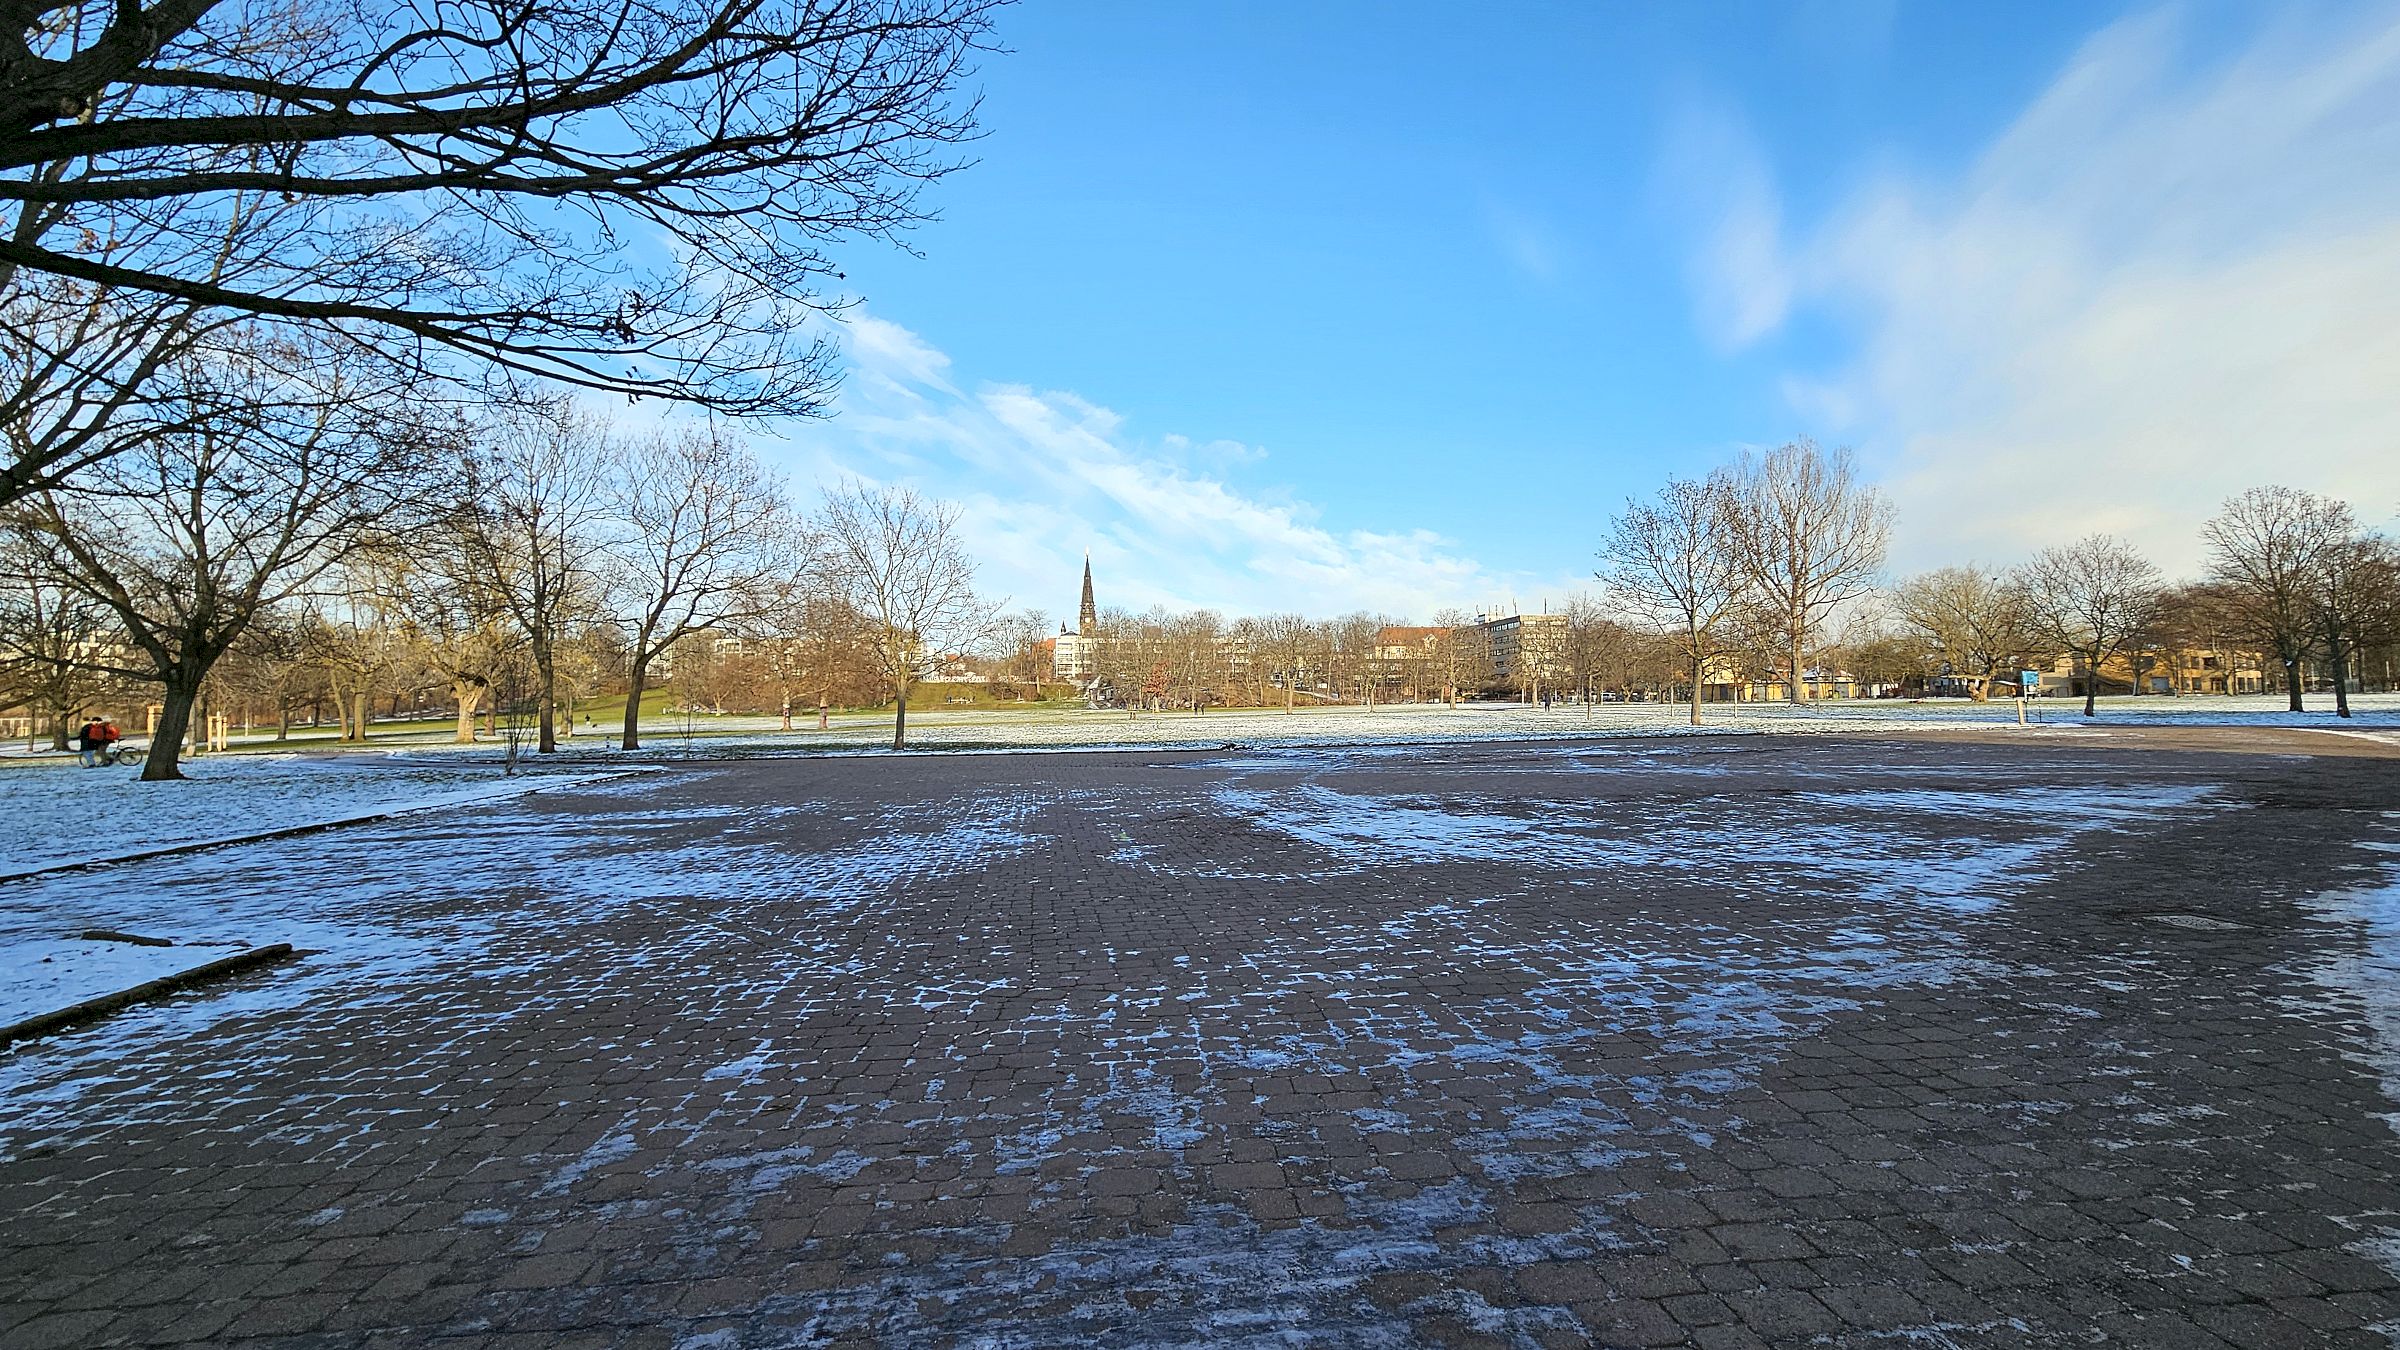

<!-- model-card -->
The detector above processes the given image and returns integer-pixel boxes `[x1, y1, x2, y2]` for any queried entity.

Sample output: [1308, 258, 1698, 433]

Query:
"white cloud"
[765, 314, 1583, 622]
[1689, 6, 2400, 575]
[1659, 92, 1793, 351]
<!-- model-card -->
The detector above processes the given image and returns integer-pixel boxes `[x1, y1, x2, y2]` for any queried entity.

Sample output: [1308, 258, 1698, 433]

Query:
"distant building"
[2033, 645, 2272, 699]
[1050, 552, 1101, 682]
[1697, 657, 1870, 703]
[1476, 612, 1568, 690]
[1077, 552, 1098, 637]
[1047, 631, 1098, 683]
[922, 651, 988, 683]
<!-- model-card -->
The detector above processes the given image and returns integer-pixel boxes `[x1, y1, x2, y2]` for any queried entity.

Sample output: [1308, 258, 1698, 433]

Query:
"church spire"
[1078, 551, 1097, 637]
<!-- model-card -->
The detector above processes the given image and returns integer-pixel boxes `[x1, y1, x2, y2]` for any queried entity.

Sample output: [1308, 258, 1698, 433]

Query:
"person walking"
[74, 719, 101, 767]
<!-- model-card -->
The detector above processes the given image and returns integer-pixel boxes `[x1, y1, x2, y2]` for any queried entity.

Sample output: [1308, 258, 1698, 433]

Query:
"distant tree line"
[0, 394, 1000, 771]
[1606, 444, 2399, 723]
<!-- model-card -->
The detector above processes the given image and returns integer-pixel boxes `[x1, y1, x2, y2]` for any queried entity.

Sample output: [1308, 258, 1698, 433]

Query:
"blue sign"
[2018, 670, 2040, 690]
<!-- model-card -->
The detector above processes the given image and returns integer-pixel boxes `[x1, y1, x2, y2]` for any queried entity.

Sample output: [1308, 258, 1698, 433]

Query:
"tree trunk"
[1689, 652, 1705, 727]
[621, 653, 651, 751]
[144, 679, 198, 780]
[536, 650, 558, 754]
[1788, 625, 1806, 704]
[892, 682, 909, 750]
[2283, 657, 2305, 713]
[350, 691, 369, 743]
[453, 680, 483, 743]
[276, 696, 290, 741]
[2330, 642, 2353, 718]
[2082, 653, 2098, 717]
[780, 693, 792, 732]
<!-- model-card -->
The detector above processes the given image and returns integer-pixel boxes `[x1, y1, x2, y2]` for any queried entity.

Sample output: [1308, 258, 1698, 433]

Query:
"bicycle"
[74, 741, 147, 768]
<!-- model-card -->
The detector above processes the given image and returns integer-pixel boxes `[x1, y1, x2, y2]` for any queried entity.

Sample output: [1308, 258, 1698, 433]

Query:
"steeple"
[1077, 551, 1097, 637]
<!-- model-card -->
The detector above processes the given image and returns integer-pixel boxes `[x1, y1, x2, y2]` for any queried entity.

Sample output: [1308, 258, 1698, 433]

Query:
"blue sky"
[760, 1, 2400, 624]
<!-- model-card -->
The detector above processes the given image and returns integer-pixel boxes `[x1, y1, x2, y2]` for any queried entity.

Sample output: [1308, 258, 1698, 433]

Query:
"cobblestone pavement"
[5, 735, 2400, 1348]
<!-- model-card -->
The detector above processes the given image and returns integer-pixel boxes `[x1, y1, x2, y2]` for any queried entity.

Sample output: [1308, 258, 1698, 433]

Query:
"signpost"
[2017, 670, 2039, 725]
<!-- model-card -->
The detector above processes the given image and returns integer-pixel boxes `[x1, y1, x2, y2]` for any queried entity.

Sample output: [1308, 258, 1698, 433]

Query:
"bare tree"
[2147, 583, 2242, 696]
[1604, 474, 1745, 726]
[8, 335, 418, 777]
[1889, 565, 2035, 701]
[1723, 439, 1892, 703]
[1166, 609, 1226, 713]
[303, 583, 407, 742]
[3, 271, 232, 509]
[815, 481, 987, 750]
[1254, 613, 1316, 711]
[612, 428, 791, 750]
[0, 118, 338, 508]
[1, 0, 998, 419]
[1844, 626, 1936, 696]
[1511, 615, 1570, 706]
[212, 607, 314, 740]
[0, 542, 132, 746]
[1323, 613, 1382, 708]
[792, 585, 877, 723]
[991, 609, 1053, 699]
[2318, 531, 2400, 719]
[454, 404, 617, 754]
[2020, 535, 2163, 718]
[2203, 486, 2350, 712]
[390, 537, 520, 743]
[1428, 608, 1493, 705]
[1559, 595, 1633, 707]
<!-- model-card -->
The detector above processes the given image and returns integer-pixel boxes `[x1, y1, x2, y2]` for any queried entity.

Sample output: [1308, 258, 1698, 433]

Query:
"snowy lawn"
[0, 934, 252, 1026]
[0, 752, 625, 878]
[381, 690, 2400, 759]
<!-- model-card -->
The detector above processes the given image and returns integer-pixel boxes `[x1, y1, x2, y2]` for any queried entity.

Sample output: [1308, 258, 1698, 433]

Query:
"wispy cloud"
[1659, 91, 1792, 352]
[1681, 7, 2400, 574]
[767, 314, 1583, 621]
[1483, 200, 1571, 285]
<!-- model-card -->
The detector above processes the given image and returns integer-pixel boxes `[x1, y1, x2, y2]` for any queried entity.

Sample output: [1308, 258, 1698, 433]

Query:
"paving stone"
[0, 738, 2395, 1344]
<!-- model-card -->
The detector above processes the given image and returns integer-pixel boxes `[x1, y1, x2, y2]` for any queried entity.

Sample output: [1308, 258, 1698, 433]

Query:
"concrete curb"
[0, 943, 298, 1048]
[0, 770, 649, 885]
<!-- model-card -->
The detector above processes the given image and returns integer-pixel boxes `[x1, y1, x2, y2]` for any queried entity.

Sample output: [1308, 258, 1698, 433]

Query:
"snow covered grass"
[7, 692, 2389, 772]
[196, 691, 2396, 763]
[0, 752, 624, 878]
[0, 934, 252, 1025]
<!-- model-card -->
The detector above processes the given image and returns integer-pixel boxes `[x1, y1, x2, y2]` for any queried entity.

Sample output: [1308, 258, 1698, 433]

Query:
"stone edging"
[0, 944, 299, 1048]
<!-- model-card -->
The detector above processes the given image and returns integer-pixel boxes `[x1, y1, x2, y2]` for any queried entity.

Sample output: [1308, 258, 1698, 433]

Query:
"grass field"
[11, 690, 2396, 769]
